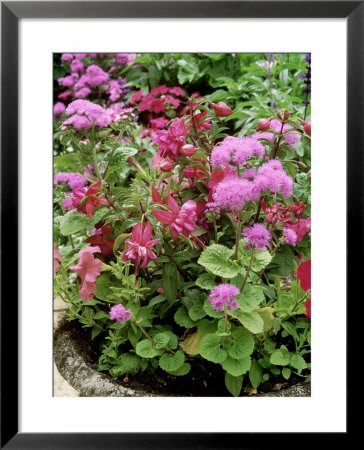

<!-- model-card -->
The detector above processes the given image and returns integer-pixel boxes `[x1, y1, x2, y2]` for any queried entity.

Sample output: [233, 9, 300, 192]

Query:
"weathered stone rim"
[54, 325, 311, 397]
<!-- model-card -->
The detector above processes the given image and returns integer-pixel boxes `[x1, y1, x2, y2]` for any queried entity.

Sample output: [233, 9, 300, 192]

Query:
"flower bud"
[276, 108, 290, 122]
[160, 160, 174, 172]
[183, 167, 196, 179]
[211, 102, 233, 117]
[181, 144, 198, 157]
[157, 287, 165, 294]
[303, 121, 311, 136]
[257, 118, 271, 131]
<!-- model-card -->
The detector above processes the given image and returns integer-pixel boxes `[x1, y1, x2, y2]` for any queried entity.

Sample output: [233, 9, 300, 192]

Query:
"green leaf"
[281, 321, 300, 343]
[227, 327, 255, 359]
[252, 251, 272, 272]
[198, 319, 217, 337]
[199, 334, 227, 364]
[225, 373, 243, 397]
[249, 359, 262, 388]
[109, 353, 140, 377]
[174, 306, 196, 328]
[203, 298, 224, 319]
[60, 210, 92, 236]
[154, 332, 171, 349]
[162, 262, 177, 305]
[290, 355, 307, 373]
[282, 367, 291, 380]
[236, 285, 265, 312]
[195, 273, 216, 290]
[198, 244, 240, 278]
[222, 356, 251, 377]
[136, 339, 158, 358]
[237, 311, 264, 334]
[270, 349, 291, 366]
[257, 307, 275, 331]
[93, 311, 110, 320]
[188, 300, 206, 321]
[159, 350, 185, 373]
[167, 363, 191, 376]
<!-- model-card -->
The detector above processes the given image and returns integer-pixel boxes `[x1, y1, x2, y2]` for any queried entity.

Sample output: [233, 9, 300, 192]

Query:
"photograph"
[53, 52, 311, 398]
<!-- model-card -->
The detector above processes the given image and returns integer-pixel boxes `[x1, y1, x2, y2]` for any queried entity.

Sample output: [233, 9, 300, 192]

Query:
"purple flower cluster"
[54, 171, 87, 189]
[109, 304, 132, 323]
[62, 99, 111, 130]
[254, 160, 293, 198]
[72, 64, 109, 98]
[283, 227, 298, 246]
[54, 102, 66, 116]
[210, 136, 265, 168]
[112, 53, 137, 66]
[242, 223, 271, 250]
[213, 176, 259, 211]
[253, 119, 301, 149]
[209, 284, 240, 312]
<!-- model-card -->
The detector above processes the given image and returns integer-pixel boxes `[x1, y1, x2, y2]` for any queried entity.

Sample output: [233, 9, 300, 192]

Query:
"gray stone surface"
[260, 381, 311, 397]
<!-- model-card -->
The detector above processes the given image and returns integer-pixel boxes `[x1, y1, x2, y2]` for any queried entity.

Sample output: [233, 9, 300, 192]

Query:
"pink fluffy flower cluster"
[212, 160, 293, 211]
[54, 171, 87, 190]
[62, 99, 111, 130]
[59, 64, 109, 99]
[210, 136, 265, 168]
[209, 284, 239, 312]
[253, 118, 301, 148]
[109, 304, 132, 323]
[243, 223, 271, 250]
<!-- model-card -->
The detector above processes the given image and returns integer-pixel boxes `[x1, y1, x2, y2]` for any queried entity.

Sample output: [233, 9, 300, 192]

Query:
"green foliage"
[198, 244, 240, 278]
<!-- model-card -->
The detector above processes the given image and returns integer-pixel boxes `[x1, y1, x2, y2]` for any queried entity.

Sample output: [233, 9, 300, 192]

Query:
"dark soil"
[54, 319, 308, 397]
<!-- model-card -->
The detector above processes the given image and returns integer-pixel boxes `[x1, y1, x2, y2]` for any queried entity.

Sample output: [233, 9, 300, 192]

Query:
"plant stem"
[240, 248, 255, 293]
[103, 128, 124, 180]
[59, 200, 74, 249]
[233, 214, 243, 260]
[92, 146, 103, 182]
[254, 196, 264, 223]
[133, 319, 175, 355]
[224, 305, 228, 334]
[272, 120, 285, 159]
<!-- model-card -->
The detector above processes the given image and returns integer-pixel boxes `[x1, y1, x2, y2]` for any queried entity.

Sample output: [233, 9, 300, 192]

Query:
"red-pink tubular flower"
[211, 102, 233, 117]
[152, 195, 197, 240]
[122, 222, 160, 271]
[70, 246, 102, 301]
[54, 243, 62, 272]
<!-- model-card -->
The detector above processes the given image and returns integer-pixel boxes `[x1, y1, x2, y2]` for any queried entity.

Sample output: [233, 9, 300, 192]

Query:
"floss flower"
[62, 99, 111, 130]
[109, 304, 132, 323]
[209, 284, 240, 312]
[70, 246, 102, 301]
[254, 160, 293, 199]
[242, 224, 271, 250]
[283, 228, 298, 246]
[210, 136, 265, 168]
[213, 176, 258, 211]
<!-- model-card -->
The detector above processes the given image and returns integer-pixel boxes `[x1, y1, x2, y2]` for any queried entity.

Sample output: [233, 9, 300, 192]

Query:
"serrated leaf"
[227, 327, 255, 359]
[159, 350, 184, 373]
[198, 244, 240, 278]
[154, 332, 170, 349]
[236, 285, 265, 312]
[252, 251, 272, 272]
[257, 307, 275, 331]
[162, 262, 177, 305]
[198, 319, 217, 337]
[237, 311, 264, 334]
[249, 358, 262, 388]
[168, 362, 191, 376]
[188, 300, 206, 321]
[179, 331, 201, 356]
[136, 339, 158, 358]
[174, 306, 196, 328]
[270, 349, 291, 366]
[60, 210, 92, 236]
[199, 334, 227, 363]
[109, 353, 140, 377]
[195, 273, 216, 290]
[222, 356, 251, 376]
[225, 373, 243, 397]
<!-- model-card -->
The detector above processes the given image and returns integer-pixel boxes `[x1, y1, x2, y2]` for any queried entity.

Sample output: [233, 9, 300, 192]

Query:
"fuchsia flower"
[209, 284, 239, 312]
[70, 246, 102, 301]
[109, 304, 132, 323]
[71, 181, 109, 219]
[285, 217, 311, 242]
[85, 225, 115, 259]
[122, 222, 160, 271]
[297, 259, 311, 319]
[151, 117, 189, 161]
[152, 195, 197, 240]
[242, 223, 271, 250]
[53, 243, 62, 272]
[210, 102, 233, 117]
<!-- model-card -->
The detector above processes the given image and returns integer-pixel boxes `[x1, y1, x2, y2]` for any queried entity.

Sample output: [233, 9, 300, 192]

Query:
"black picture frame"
[1, 1, 358, 448]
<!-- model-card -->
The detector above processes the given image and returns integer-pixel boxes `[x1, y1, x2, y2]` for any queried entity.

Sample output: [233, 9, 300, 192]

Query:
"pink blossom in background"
[58, 73, 79, 87]
[106, 79, 122, 102]
[285, 217, 311, 242]
[242, 223, 271, 250]
[253, 118, 301, 149]
[209, 284, 239, 312]
[53, 243, 62, 272]
[304, 298, 311, 318]
[151, 117, 189, 160]
[70, 246, 102, 301]
[122, 222, 160, 272]
[54, 172, 87, 190]
[152, 195, 197, 240]
[129, 89, 143, 104]
[85, 64, 109, 87]
[109, 304, 132, 323]
[71, 59, 84, 73]
[58, 90, 73, 101]
[74, 87, 91, 98]
[54, 102, 66, 116]
[283, 227, 298, 246]
[62, 99, 111, 130]
[297, 259, 311, 291]
[113, 53, 137, 66]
